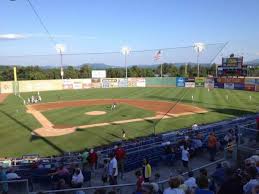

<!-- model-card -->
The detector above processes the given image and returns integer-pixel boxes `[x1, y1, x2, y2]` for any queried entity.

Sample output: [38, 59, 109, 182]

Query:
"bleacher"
[0, 114, 257, 193]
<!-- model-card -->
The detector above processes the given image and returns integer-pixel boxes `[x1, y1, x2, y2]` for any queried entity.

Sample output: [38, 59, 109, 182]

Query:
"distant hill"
[245, 59, 259, 65]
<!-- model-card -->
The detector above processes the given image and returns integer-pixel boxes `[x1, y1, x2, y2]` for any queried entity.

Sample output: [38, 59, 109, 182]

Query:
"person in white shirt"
[71, 168, 84, 188]
[181, 145, 190, 171]
[108, 153, 118, 185]
[184, 171, 197, 189]
[163, 177, 185, 194]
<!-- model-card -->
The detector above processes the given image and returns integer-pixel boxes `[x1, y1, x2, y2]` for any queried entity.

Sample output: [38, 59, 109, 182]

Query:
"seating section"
[0, 114, 257, 192]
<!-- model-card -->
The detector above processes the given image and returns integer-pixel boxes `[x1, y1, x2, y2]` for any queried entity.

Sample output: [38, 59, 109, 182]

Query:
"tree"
[64, 66, 79, 79]
[79, 65, 91, 78]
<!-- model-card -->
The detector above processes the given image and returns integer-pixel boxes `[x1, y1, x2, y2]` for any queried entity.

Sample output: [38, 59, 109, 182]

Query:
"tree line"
[0, 63, 258, 81]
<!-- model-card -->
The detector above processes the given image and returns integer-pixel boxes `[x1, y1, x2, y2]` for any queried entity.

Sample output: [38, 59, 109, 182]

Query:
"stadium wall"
[0, 77, 258, 94]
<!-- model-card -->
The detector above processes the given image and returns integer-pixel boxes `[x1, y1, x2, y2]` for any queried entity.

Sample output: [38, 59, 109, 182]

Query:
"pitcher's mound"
[85, 111, 107, 116]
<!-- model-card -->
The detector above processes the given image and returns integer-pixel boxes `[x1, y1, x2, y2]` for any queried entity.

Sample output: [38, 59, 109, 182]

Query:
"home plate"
[85, 111, 107, 116]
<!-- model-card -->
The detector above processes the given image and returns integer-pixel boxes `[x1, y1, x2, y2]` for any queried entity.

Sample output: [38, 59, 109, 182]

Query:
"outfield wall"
[0, 77, 258, 93]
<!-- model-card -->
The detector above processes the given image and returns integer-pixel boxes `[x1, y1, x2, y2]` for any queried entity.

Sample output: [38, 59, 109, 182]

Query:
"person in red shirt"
[114, 143, 126, 179]
[88, 149, 98, 172]
[208, 132, 217, 161]
[135, 170, 144, 194]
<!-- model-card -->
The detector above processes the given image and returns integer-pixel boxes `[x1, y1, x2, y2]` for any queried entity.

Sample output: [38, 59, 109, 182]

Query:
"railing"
[29, 158, 225, 194]
[0, 179, 29, 194]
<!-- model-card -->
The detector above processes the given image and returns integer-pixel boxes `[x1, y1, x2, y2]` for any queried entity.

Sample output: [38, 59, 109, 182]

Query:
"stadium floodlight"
[194, 42, 205, 77]
[121, 46, 130, 79]
[55, 44, 66, 80]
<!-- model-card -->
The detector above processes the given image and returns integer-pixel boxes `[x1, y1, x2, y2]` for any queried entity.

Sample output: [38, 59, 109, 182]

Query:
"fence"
[0, 179, 29, 194]
[0, 77, 258, 94]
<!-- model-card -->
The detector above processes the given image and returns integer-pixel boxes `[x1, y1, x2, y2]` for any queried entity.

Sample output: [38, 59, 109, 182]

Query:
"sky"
[1, 0, 259, 66]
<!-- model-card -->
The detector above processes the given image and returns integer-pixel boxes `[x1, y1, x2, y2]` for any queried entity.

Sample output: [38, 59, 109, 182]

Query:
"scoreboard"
[217, 56, 247, 76]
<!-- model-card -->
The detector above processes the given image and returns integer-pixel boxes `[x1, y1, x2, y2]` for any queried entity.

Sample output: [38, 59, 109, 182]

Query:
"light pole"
[194, 43, 205, 77]
[121, 47, 130, 79]
[55, 44, 66, 79]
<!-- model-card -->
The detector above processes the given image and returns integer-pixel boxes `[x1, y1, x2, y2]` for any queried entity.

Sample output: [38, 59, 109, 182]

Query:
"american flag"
[154, 50, 161, 61]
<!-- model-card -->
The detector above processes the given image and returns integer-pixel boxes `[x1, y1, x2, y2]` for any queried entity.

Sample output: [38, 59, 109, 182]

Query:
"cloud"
[0, 34, 26, 40]
[26, 33, 96, 40]
[256, 52, 259, 56]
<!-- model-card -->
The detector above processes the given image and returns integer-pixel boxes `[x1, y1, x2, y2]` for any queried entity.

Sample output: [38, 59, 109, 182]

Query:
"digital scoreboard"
[217, 56, 247, 76]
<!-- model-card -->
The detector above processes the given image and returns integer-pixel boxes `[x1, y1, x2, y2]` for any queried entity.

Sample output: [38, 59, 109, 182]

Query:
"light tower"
[121, 47, 130, 79]
[55, 44, 66, 80]
[194, 42, 205, 77]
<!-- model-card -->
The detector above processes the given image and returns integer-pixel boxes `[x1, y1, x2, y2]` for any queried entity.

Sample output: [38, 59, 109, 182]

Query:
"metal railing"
[0, 179, 29, 194]
[29, 158, 225, 194]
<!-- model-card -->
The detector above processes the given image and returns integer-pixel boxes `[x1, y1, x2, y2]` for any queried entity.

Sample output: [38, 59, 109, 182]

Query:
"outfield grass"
[42, 104, 155, 126]
[0, 87, 258, 157]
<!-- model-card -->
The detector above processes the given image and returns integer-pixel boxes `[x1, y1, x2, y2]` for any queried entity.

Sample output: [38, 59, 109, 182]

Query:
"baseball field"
[0, 87, 258, 157]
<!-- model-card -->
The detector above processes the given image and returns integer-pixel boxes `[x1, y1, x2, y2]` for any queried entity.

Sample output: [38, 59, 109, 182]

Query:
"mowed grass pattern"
[42, 104, 155, 126]
[0, 87, 258, 157]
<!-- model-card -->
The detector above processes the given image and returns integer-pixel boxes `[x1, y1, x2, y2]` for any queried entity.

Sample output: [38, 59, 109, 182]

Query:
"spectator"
[108, 153, 118, 185]
[101, 159, 108, 185]
[192, 124, 199, 131]
[135, 170, 144, 194]
[181, 145, 190, 172]
[81, 148, 89, 165]
[184, 171, 197, 190]
[178, 175, 188, 193]
[6, 168, 21, 180]
[142, 158, 152, 182]
[71, 168, 84, 188]
[208, 132, 217, 161]
[82, 163, 91, 187]
[223, 129, 233, 144]
[195, 176, 214, 194]
[114, 143, 126, 179]
[0, 166, 8, 194]
[211, 163, 225, 188]
[57, 179, 69, 194]
[243, 166, 259, 194]
[88, 149, 98, 172]
[49, 165, 70, 183]
[163, 177, 184, 194]
[217, 168, 243, 194]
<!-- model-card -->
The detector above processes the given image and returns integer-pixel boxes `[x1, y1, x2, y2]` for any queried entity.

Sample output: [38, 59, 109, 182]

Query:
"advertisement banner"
[234, 83, 245, 90]
[229, 78, 245, 84]
[205, 78, 214, 88]
[0, 81, 14, 93]
[127, 79, 136, 87]
[255, 79, 259, 85]
[187, 78, 195, 82]
[91, 78, 101, 88]
[224, 83, 234, 90]
[91, 70, 106, 78]
[214, 82, 224, 88]
[245, 84, 255, 91]
[245, 78, 256, 85]
[256, 85, 259, 92]
[216, 77, 225, 83]
[195, 77, 205, 87]
[176, 77, 185, 87]
[63, 79, 73, 89]
[19, 80, 63, 92]
[136, 78, 146, 87]
[101, 78, 118, 88]
[82, 79, 92, 89]
[217, 77, 244, 84]
[185, 82, 195, 88]
[118, 79, 128, 87]
[127, 78, 143, 87]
